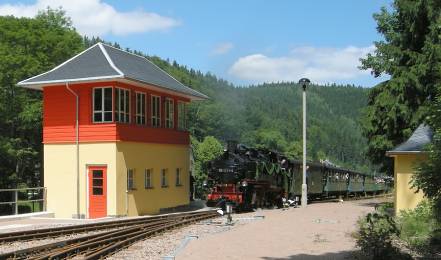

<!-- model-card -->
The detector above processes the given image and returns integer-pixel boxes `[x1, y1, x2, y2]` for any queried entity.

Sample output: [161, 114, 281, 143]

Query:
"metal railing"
[0, 187, 47, 215]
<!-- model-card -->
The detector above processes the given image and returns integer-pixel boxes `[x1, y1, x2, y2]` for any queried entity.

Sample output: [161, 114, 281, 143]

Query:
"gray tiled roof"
[102, 45, 207, 99]
[388, 124, 433, 154]
[18, 43, 208, 100]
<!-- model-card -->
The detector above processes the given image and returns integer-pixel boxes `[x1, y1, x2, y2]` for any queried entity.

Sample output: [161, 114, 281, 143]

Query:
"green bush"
[376, 202, 394, 215]
[398, 200, 441, 253]
[355, 212, 403, 259]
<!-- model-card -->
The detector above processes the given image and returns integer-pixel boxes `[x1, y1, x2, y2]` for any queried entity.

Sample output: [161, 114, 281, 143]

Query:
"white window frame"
[115, 88, 130, 123]
[177, 101, 186, 130]
[136, 92, 146, 125]
[165, 98, 174, 129]
[127, 169, 135, 190]
[144, 168, 153, 189]
[175, 168, 182, 186]
[93, 87, 113, 123]
[151, 95, 161, 127]
[161, 169, 168, 187]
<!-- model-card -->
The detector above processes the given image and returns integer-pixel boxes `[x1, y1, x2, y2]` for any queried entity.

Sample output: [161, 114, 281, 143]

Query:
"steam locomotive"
[205, 141, 390, 210]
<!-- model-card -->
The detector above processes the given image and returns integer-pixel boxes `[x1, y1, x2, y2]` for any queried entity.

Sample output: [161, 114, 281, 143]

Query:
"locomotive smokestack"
[226, 140, 238, 153]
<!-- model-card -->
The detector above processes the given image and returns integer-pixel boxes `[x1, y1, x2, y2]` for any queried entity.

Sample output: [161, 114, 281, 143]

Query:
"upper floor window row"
[115, 88, 130, 123]
[92, 87, 187, 130]
[151, 95, 161, 127]
[165, 98, 174, 129]
[93, 87, 113, 123]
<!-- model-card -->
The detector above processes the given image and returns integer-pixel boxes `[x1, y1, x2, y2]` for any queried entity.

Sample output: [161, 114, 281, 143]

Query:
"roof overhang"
[17, 75, 123, 90]
[385, 150, 428, 157]
[18, 76, 208, 101]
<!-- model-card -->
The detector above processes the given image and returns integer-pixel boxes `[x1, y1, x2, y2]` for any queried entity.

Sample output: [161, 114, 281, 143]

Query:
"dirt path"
[177, 198, 387, 260]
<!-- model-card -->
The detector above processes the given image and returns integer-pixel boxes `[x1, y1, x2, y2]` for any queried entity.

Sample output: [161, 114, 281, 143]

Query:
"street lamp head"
[298, 78, 311, 91]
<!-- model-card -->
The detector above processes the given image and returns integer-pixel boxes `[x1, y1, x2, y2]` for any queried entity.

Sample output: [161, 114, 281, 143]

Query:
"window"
[93, 87, 113, 122]
[175, 168, 182, 186]
[151, 95, 161, 127]
[136, 92, 146, 125]
[177, 102, 186, 130]
[165, 98, 174, 128]
[161, 169, 168, 187]
[92, 170, 104, 195]
[115, 88, 130, 123]
[127, 169, 135, 190]
[144, 169, 153, 188]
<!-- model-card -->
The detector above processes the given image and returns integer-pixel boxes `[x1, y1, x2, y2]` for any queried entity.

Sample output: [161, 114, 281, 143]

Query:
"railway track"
[0, 210, 219, 260]
[308, 192, 393, 204]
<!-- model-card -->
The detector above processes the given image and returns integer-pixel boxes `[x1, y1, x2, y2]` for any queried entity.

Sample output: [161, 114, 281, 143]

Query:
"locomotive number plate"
[218, 168, 234, 173]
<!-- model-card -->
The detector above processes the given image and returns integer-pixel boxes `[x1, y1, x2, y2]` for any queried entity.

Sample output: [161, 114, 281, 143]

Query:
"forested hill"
[84, 36, 371, 172]
[0, 11, 372, 191]
[139, 52, 371, 172]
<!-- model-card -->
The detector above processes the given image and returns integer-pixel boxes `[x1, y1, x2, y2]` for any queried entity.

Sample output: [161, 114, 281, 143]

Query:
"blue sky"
[0, 0, 392, 87]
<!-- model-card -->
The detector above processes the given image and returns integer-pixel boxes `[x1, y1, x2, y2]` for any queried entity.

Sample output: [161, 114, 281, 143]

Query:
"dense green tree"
[361, 0, 441, 222]
[0, 8, 84, 187]
[360, 0, 438, 173]
[191, 136, 223, 187]
[410, 1, 441, 222]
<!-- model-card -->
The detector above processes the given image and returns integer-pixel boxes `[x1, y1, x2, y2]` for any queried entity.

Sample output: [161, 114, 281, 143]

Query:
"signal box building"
[386, 124, 433, 215]
[18, 43, 207, 218]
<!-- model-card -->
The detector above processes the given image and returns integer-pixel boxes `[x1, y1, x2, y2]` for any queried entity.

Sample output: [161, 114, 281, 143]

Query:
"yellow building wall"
[115, 142, 190, 216]
[393, 154, 426, 215]
[44, 143, 117, 218]
[45, 142, 189, 218]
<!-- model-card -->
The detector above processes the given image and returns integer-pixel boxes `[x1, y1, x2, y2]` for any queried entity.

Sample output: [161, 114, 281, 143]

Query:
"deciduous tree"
[0, 8, 83, 187]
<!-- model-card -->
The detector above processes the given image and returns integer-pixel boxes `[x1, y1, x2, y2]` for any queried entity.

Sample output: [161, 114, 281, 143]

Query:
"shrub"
[398, 200, 441, 253]
[376, 202, 394, 216]
[355, 212, 404, 259]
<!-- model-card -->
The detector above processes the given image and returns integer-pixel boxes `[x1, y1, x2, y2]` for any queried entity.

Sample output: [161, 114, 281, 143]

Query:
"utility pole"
[298, 78, 310, 207]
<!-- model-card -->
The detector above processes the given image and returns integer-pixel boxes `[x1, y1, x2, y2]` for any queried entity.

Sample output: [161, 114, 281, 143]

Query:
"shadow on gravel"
[357, 201, 380, 207]
[159, 200, 207, 214]
[261, 250, 357, 260]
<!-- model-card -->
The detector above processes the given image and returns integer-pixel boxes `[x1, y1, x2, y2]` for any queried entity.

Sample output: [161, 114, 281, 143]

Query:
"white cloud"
[0, 0, 180, 36]
[228, 45, 375, 84]
[211, 42, 234, 55]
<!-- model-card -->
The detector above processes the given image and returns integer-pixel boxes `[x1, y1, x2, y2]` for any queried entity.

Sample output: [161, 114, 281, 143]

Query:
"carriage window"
[93, 87, 113, 122]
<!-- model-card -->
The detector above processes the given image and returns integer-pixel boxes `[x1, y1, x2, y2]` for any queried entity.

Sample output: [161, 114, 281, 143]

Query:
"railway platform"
[176, 197, 391, 260]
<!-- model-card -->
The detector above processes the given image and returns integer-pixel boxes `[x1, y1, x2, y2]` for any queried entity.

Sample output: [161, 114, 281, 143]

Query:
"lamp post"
[298, 78, 310, 207]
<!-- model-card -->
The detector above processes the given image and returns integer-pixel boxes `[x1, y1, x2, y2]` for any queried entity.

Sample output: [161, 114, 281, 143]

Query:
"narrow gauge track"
[308, 192, 392, 204]
[0, 210, 213, 243]
[0, 210, 219, 260]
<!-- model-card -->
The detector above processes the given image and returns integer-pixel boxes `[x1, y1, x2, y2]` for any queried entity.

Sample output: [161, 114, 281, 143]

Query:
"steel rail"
[1, 210, 218, 260]
[1, 219, 174, 260]
[0, 210, 212, 243]
[308, 192, 393, 204]
[84, 212, 217, 260]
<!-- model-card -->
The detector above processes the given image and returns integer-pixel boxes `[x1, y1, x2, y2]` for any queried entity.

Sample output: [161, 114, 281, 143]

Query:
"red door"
[88, 166, 107, 218]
